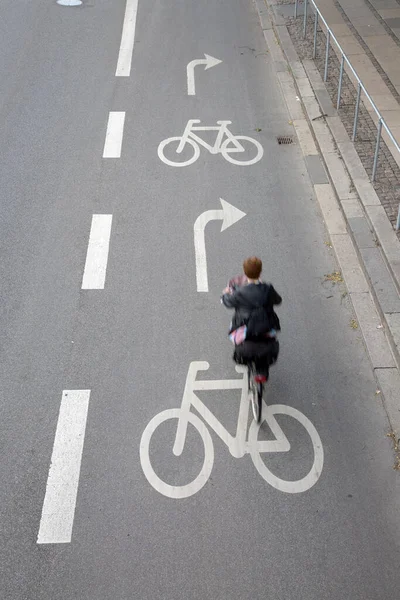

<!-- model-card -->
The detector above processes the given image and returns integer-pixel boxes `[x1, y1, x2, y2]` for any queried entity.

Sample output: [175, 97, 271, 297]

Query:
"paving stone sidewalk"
[274, 0, 400, 232]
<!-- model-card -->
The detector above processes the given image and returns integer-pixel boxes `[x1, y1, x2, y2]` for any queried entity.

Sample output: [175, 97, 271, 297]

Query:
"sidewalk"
[316, 0, 400, 147]
[279, 0, 400, 230]
[310, 0, 400, 166]
[254, 0, 400, 449]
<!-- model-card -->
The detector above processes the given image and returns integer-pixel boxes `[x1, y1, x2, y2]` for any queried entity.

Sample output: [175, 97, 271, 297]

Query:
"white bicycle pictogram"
[157, 120, 264, 167]
[140, 361, 324, 499]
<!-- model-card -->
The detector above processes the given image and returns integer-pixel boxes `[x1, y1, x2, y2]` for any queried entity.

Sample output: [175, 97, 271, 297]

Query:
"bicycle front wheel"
[221, 135, 264, 166]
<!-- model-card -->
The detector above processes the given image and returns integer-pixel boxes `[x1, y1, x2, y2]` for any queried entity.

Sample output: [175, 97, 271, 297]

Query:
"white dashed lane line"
[116, 0, 139, 77]
[37, 0, 132, 548]
[103, 111, 126, 158]
[37, 390, 91, 544]
[81, 214, 113, 290]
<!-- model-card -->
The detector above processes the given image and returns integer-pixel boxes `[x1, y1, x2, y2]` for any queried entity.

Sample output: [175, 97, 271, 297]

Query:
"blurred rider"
[221, 257, 282, 378]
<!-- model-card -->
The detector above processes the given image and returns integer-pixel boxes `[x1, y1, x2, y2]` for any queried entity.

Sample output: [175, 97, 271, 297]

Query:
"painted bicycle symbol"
[140, 361, 324, 499]
[157, 119, 264, 167]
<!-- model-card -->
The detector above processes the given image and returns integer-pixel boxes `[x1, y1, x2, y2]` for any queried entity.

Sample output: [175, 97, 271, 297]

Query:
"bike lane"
[9, 0, 400, 598]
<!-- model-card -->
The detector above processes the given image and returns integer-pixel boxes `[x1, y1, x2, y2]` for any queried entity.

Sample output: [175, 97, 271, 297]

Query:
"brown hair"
[243, 257, 262, 279]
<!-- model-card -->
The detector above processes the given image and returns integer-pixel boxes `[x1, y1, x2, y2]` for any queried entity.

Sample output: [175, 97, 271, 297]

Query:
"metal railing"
[294, 0, 400, 231]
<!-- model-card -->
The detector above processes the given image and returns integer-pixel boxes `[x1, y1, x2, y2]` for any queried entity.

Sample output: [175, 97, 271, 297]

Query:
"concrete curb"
[253, 0, 400, 437]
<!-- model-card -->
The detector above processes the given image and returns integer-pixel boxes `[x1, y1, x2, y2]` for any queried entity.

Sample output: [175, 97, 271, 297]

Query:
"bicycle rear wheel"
[248, 366, 262, 424]
[254, 382, 263, 424]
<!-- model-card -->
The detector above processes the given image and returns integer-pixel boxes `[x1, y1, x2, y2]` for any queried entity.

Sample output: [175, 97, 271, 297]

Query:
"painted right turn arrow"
[187, 54, 223, 96]
[194, 198, 246, 292]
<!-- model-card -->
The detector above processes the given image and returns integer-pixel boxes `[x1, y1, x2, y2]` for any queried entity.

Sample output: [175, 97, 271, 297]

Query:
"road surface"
[0, 1, 399, 598]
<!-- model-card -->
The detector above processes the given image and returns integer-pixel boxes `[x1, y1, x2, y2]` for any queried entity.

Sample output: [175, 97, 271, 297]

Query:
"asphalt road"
[0, 1, 400, 599]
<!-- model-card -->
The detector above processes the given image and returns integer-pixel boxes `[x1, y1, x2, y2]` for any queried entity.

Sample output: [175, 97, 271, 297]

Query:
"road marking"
[116, 0, 139, 76]
[158, 120, 264, 167]
[194, 199, 246, 292]
[103, 112, 126, 158]
[57, 0, 82, 5]
[187, 54, 222, 95]
[82, 215, 113, 290]
[37, 390, 91, 544]
[249, 406, 324, 494]
[140, 361, 324, 498]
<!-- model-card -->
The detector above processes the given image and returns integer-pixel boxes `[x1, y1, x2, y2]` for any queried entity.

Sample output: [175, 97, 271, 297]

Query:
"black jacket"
[222, 282, 282, 336]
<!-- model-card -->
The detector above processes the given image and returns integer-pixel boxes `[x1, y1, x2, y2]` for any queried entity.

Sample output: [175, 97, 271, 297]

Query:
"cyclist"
[221, 257, 282, 379]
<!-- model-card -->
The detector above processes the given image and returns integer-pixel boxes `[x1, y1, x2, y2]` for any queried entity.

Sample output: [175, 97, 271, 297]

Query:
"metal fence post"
[396, 204, 400, 231]
[324, 31, 330, 81]
[313, 12, 318, 59]
[303, 0, 308, 38]
[372, 119, 383, 181]
[337, 54, 344, 109]
[352, 83, 361, 141]
[295, 0, 299, 18]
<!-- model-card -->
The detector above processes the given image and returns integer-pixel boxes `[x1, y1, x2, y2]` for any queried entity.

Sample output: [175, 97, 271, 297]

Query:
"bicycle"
[247, 363, 266, 424]
[157, 119, 264, 167]
[225, 276, 277, 425]
[140, 361, 324, 499]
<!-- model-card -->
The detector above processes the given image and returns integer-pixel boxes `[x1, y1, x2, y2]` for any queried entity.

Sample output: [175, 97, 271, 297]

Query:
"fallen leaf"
[324, 271, 343, 283]
[387, 430, 400, 469]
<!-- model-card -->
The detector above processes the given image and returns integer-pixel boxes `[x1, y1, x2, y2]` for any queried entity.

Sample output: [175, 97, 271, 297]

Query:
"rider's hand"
[223, 287, 232, 295]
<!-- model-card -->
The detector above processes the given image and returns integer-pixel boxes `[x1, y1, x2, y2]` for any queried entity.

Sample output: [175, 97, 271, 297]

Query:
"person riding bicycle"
[221, 257, 282, 379]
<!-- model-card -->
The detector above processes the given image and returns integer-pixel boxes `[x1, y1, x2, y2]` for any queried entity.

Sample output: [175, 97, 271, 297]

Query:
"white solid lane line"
[116, 0, 139, 77]
[103, 112, 126, 158]
[37, 390, 91, 544]
[82, 215, 113, 290]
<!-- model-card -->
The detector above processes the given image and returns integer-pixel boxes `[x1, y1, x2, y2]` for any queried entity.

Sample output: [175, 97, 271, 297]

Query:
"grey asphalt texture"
[0, 0, 399, 599]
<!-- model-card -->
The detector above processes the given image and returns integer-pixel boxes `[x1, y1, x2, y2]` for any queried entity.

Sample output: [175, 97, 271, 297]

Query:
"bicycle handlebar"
[188, 361, 210, 374]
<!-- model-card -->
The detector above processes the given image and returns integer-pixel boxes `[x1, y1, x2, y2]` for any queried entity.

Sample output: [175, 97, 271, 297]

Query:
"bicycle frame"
[176, 120, 245, 155]
[173, 361, 251, 459]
